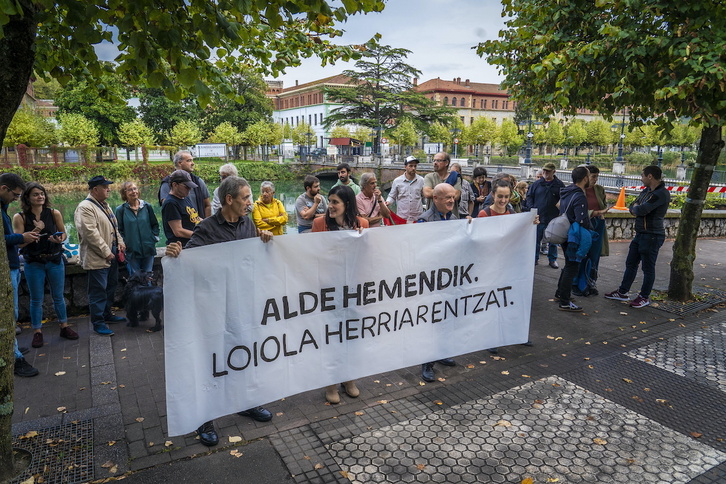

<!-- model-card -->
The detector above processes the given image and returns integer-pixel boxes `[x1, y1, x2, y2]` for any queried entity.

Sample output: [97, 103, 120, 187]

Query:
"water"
[34, 178, 338, 246]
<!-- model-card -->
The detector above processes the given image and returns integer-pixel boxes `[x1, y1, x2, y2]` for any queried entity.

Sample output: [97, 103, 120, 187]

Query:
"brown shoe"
[60, 326, 79, 340]
[31, 332, 44, 348]
[342, 381, 360, 398]
[325, 385, 340, 404]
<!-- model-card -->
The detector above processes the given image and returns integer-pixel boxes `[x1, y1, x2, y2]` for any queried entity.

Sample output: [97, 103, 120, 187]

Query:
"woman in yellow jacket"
[252, 181, 288, 235]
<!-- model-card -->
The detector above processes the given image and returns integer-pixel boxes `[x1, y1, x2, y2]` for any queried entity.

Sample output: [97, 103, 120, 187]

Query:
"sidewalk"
[10, 239, 726, 483]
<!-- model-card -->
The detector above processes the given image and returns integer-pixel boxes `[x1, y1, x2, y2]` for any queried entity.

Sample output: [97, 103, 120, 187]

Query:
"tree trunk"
[667, 124, 724, 301]
[0, 6, 38, 479]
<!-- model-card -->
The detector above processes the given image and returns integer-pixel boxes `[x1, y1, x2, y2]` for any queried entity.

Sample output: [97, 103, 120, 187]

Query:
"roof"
[277, 74, 354, 94]
[416, 78, 509, 97]
[328, 137, 362, 146]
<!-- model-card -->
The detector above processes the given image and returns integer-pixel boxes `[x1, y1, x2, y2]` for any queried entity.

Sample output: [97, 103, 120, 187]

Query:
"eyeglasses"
[11, 189, 22, 198]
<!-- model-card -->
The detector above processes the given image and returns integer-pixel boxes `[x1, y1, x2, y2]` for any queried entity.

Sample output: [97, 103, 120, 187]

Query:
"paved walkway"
[10, 239, 726, 483]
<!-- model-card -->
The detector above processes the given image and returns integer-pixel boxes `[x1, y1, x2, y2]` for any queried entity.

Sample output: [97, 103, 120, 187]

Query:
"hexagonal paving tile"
[327, 376, 725, 483]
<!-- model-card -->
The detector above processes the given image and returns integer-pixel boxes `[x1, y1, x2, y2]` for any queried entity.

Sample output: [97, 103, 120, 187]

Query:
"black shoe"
[238, 406, 273, 422]
[197, 421, 218, 447]
[19, 346, 29, 355]
[421, 363, 435, 382]
[521, 341, 534, 347]
[487, 348, 499, 355]
[437, 358, 456, 367]
[559, 301, 583, 312]
[572, 287, 586, 297]
[14, 358, 39, 377]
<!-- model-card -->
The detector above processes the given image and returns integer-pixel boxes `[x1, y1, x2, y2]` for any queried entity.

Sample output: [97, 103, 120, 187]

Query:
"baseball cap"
[88, 176, 113, 188]
[169, 169, 198, 188]
[404, 155, 419, 165]
[542, 162, 556, 171]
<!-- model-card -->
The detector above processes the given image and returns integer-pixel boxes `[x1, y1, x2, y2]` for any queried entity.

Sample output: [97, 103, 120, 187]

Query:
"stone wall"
[605, 210, 726, 240]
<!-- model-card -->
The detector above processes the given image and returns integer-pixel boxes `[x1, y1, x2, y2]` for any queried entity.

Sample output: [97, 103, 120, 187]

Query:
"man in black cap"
[161, 169, 202, 247]
[523, 162, 564, 268]
[74, 176, 127, 336]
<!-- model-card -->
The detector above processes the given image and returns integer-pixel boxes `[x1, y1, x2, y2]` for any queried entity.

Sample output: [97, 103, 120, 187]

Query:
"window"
[493, 100, 498, 109]
[470, 117, 474, 125]
[320, 112, 324, 124]
[444, 97, 449, 105]
[309, 114, 312, 125]
[461, 98, 466, 107]
[482, 100, 487, 109]
[460, 116, 465, 123]
[452, 97, 457, 106]
[314, 113, 317, 125]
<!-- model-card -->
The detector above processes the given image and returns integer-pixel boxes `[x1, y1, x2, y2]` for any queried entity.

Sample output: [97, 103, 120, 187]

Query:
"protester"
[312, 184, 368, 403]
[159, 150, 211, 218]
[331, 162, 361, 195]
[295, 175, 327, 233]
[449, 163, 474, 218]
[115, 182, 159, 275]
[482, 173, 516, 212]
[74, 176, 127, 336]
[13, 182, 77, 349]
[386, 155, 424, 221]
[211, 163, 238, 214]
[423, 152, 461, 217]
[573, 165, 610, 296]
[554, 166, 593, 311]
[471, 166, 491, 216]
[515, 181, 529, 212]
[161, 170, 202, 247]
[252, 181, 288, 235]
[605, 165, 670, 308]
[523, 162, 565, 268]
[417, 183, 461, 381]
[165, 175, 274, 446]
[356, 172, 390, 227]
[1, 173, 40, 376]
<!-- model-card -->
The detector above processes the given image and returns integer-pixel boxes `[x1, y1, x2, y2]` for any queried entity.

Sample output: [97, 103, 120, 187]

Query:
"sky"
[273, 0, 507, 87]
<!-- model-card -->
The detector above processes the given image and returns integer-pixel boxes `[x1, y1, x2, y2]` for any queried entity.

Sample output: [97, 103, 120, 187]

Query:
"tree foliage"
[137, 88, 197, 137]
[58, 113, 99, 147]
[167, 119, 202, 148]
[4, 108, 56, 147]
[209, 121, 242, 146]
[330, 125, 352, 138]
[477, 0, 725, 300]
[390, 118, 418, 154]
[496, 119, 523, 156]
[466, 117, 497, 153]
[118, 119, 156, 147]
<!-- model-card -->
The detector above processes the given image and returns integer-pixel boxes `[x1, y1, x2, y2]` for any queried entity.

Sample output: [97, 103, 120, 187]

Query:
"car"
[310, 147, 327, 157]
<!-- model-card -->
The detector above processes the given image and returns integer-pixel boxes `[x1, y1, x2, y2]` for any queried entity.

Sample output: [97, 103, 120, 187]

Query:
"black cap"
[88, 176, 113, 188]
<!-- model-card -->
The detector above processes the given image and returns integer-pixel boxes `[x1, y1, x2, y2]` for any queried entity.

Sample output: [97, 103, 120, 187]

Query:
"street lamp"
[450, 128, 461, 158]
[612, 113, 627, 163]
[657, 146, 663, 167]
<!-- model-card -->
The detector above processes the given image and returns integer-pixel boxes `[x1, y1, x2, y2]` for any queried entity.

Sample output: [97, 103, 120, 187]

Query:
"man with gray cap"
[75, 176, 127, 336]
[386, 155, 425, 221]
[161, 170, 202, 247]
[523, 162, 564, 268]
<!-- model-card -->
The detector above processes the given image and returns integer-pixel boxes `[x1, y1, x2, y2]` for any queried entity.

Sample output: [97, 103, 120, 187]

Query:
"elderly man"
[386, 155, 424, 221]
[166, 175, 274, 447]
[423, 152, 461, 218]
[295, 175, 328, 233]
[605, 165, 670, 309]
[356, 172, 390, 227]
[416, 183, 460, 381]
[159, 150, 211, 218]
[74, 176, 127, 336]
[211, 163, 238, 214]
[331, 162, 361, 195]
[1, 173, 40, 376]
[523, 162, 565, 268]
[161, 170, 202, 247]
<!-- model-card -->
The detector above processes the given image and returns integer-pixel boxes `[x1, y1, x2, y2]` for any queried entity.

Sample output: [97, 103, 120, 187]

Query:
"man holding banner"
[165, 175, 274, 447]
[417, 183, 460, 381]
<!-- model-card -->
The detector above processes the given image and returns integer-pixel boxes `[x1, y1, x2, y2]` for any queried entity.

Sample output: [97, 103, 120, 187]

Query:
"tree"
[32, 76, 61, 99]
[428, 122, 451, 152]
[118, 119, 156, 161]
[586, 119, 614, 153]
[4, 109, 56, 147]
[544, 122, 565, 153]
[209, 122, 242, 146]
[390, 118, 418, 156]
[466, 117, 497, 157]
[330, 125, 352, 138]
[563, 120, 587, 155]
[478, 1, 725, 301]
[353, 126, 373, 144]
[496, 119, 523, 156]
[57, 113, 99, 147]
[292, 122, 315, 147]
[55, 72, 136, 146]
[137, 88, 196, 138]
[166, 120, 202, 149]
[0, 0, 385, 476]
[324, 44, 454, 154]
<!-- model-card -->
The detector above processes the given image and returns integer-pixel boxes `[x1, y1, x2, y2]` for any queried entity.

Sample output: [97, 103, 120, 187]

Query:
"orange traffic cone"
[612, 187, 628, 210]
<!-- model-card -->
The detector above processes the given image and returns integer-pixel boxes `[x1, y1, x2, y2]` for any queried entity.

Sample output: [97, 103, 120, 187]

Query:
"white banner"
[163, 213, 536, 436]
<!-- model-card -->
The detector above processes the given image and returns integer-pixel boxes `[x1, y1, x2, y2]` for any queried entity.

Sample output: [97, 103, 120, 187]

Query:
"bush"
[626, 152, 654, 165]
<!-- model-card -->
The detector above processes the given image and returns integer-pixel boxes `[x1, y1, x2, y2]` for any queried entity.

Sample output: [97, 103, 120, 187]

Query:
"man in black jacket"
[524, 162, 565, 268]
[555, 166, 592, 311]
[605, 165, 670, 308]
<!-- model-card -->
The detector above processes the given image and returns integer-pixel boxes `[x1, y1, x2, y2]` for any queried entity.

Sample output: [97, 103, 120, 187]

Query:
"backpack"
[482, 206, 515, 216]
[543, 197, 574, 244]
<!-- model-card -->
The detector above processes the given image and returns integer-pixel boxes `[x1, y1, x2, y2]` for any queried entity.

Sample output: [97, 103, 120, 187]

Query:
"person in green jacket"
[116, 182, 160, 275]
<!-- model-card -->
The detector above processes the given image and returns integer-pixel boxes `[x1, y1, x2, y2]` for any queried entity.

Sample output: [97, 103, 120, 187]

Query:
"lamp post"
[450, 128, 461, 158]
[657, 146, 663, 167]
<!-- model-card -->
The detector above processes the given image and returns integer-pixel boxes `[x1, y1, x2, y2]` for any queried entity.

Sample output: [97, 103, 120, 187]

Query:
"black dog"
[123, 271, 163, 332]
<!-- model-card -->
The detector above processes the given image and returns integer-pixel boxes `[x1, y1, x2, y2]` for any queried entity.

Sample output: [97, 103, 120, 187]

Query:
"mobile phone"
[51, 231, 64, 237]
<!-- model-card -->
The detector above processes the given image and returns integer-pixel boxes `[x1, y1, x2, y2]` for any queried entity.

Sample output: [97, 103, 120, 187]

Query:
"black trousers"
[557, 241, 581, 303]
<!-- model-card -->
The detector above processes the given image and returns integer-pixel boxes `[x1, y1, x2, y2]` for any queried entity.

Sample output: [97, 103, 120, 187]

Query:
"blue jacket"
[523, 176, 565, 222]
[566, 222, 598, 262]
[2, 200, 24, 270]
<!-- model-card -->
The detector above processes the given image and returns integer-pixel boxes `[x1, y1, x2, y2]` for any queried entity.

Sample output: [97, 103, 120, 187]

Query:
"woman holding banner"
[312, 185, 368, 403]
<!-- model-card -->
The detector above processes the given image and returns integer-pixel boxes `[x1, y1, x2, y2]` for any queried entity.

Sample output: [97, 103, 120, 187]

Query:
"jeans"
[24, 260, 67, 330]
[127, 255, 154, 275]
[87, 259, 120, 325]
[536, 221, 558, 262]
[297, 225, 311, 234]
[619, 233, 665, 299]
[557, 241, 581, 303]
[11, 268, 22, 359]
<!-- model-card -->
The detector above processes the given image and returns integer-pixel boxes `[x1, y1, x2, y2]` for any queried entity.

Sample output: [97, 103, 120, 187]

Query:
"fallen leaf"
[107, 441, 116, 446]
[119, 384, 126, 388]
[584, 357, 590, 361]
[521, 477, 534, 484]
[377, 400, 388, 404]
[522, 374, 531, 378]
[230, 450, 243, 458]
[314, 463, 324, 470]
[632, 395, 644, 403]
[19, 477, 34, 484]
[339, 470, 350, 478]
[547, 478, 560, 483]
[57, 407, 66, 412]
[625, 458, 636, 465]
[373, 380, 380, 383]
[417, 463, 426, 470]
[276, 412, 284, 417]
[121, 348, 127, 352]
[555, 337, 563, 341]
[418, 381, 426, 386]
[54, 371, 66, 376]
[643, 388, 651, 392]
[109, 465, 118, 474]
[690, 432, 703, 438]
[501, 370, 510, 375]
[437, 377, 446, 382]
[303, 456, 311, 460]
[165, 440, 173, 447]
[63, 356, 71, 360]
[148, 442, 154, 447]
[479, 361, 487, 364]
[656, 399, 669, 405]
[101, 381, 112, 385]
[467, 364, 475, 369]
[101, 461, 115, 468]
[25, 407, 29, 414]
[593, 438, 607, 445]
[354, 411, 364, 416]
[622, 378, 633, 384]
[228, 436, 242, 443]
[546, 335, 555, 340]
[135, 417, 144, 423]
[620, 312, 628, 315]
[494, 420, 512, 427]
[433, 400, 443, 405]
